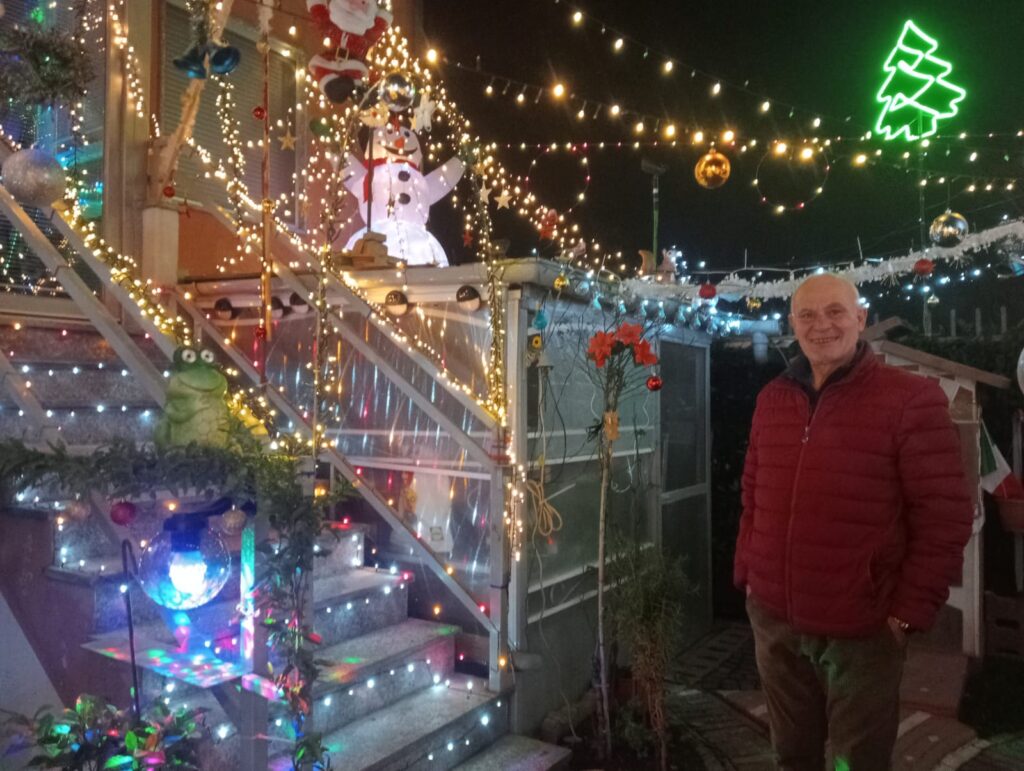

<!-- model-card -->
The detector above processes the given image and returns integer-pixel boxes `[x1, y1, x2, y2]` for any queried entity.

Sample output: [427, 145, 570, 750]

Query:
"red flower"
[587, 331, 616, 368]
[633, 339, 658, 367]
[614, 323, 643, 347]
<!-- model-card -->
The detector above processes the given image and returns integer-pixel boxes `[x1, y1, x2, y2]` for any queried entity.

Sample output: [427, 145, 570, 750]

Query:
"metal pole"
[651, 172, 660, 266]
[258, 17, 273, 384]
[120, 540, 142, 723]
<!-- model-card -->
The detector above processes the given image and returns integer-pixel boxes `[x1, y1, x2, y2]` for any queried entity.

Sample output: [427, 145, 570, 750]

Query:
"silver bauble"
[221, 506, 247, 535]
[929, 210, 969, 248]
[381, 71, 416, 113]
[1, 148, 66, 207]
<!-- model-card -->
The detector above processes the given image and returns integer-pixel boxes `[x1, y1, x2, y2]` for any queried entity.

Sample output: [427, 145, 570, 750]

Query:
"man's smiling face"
[790, 275, 867, 374]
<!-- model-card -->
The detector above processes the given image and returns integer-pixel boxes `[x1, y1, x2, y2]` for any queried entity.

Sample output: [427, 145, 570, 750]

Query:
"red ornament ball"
[251, 105, 267, 121]
[162, 184, 176, 198]
[913, 258, 935, 277]
[646, 375, 664, 392]
[698, 283, 717, 300]
[109, 500, 137, 526]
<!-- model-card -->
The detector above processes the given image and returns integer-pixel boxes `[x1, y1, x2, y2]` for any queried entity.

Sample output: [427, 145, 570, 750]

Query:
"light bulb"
[168, 551, 209, 597]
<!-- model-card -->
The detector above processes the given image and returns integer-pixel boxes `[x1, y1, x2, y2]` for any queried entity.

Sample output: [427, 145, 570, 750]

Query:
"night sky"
[422, 0, 1024, 274]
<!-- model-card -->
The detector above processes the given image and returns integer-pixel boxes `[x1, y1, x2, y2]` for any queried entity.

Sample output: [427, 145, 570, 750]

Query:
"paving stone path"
[670, 622, 1024, 770]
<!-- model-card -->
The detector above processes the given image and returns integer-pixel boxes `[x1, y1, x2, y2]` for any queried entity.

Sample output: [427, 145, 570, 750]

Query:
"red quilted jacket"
[733, 346, 973, 637]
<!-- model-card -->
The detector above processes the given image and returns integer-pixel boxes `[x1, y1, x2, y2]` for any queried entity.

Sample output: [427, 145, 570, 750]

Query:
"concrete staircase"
[0, 315, 569, 770]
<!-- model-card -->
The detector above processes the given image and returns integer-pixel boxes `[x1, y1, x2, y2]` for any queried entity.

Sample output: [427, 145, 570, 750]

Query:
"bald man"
[733, 275, 972, 770]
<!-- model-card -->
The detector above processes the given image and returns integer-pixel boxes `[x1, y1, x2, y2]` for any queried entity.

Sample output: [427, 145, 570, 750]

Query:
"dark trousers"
[747, 596, 906, 771]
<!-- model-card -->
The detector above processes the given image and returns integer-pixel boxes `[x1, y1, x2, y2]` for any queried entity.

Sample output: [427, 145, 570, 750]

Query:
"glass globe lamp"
[139, 514, 231, 610]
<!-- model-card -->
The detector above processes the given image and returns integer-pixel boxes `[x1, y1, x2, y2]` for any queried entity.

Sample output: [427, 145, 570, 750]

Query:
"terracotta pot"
[997, 498, 1024, 533]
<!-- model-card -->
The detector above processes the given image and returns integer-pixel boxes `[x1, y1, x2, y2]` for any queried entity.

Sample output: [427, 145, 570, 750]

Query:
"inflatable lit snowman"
[342, 123, 464, 266]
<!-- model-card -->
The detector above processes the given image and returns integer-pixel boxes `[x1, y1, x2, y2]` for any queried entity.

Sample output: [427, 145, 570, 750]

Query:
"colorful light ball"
[698, 283, 717, 300]
[139, 523, 231, 610]
[913, 258, 935, 277]
[1, 148, 67, 207]
[929, 211, 969, 247]
[694, 149, 731, 189]
[110, 500, 138, 527]
[646, 375, 664, 392]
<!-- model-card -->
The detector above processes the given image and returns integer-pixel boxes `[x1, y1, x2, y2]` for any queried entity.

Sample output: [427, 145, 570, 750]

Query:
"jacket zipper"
[783, 390, 819, 625]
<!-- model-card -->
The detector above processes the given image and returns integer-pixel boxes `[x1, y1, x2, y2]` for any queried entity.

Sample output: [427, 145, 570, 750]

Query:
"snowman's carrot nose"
[394, 137, 406, 149]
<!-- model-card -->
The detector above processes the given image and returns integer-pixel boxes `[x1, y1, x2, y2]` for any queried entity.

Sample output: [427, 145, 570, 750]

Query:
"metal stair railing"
[175, 292, 497, 638]
[0, 186, 168, 406]
[199, 198, 499, 434]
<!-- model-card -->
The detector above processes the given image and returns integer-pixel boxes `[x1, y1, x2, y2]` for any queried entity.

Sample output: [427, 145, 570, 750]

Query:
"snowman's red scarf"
[362, 157, 420, 201]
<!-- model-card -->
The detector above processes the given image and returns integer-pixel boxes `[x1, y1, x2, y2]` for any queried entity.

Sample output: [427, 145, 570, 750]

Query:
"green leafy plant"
[0, 25, 95, 107]
[608, 544, 687, 771]
[1, 695, 207, 770]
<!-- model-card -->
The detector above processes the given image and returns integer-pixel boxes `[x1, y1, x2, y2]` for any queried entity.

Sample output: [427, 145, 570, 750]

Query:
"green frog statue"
[155, 346, 230, 449]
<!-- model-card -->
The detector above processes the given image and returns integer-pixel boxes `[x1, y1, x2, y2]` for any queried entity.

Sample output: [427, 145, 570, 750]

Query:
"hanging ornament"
[251, 105, 267, 121]
[553, 274, 569, 291]
[929, 210, 969, 247]
[162, 184, 176, 199]
[456, 285, 482, 312]
[384, 290, 410, 316]
[1, 148, 67, 207]
[646, 375, 664, 392]
[534, 309, 549, 330]
[109, 500, 138, 527]
[220, 506, 247, 535]
[746, 296, 763, 311]
[913, 258, 935, 277]
[694, 149, 731, 189]
[381, 71, 416, 112]
[539, 209, 559, 240]
[698, 283, 717, 300]
[926, 294, 940, 306]
[307, 0, 392, 103]
[462, 230, 475, 248]
[64, 500, 91, 521]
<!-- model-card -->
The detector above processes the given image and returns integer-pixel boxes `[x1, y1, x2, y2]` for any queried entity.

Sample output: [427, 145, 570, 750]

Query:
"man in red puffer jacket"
[734, 274, 973, 771]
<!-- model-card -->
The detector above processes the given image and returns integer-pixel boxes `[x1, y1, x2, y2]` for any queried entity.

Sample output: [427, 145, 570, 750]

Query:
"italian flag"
[980, 422, 1024, 499]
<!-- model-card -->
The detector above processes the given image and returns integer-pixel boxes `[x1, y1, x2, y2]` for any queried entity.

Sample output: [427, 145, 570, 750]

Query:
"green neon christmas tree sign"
[875, 20, 966, 142]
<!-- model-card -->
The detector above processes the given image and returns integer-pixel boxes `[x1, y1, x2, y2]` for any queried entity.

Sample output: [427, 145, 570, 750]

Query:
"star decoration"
[278, 129, 296, 151]
[495, 189, 512, 209]
[472, 160, 487, 176]
[411, 97, 436, 132]
[479, 185, 492, 204]
[462, 231, 474, 247]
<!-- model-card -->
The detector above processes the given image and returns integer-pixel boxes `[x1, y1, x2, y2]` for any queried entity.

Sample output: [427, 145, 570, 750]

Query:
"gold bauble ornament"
[746, 297, 763, 311]
[553, 274, 569, 291]
[221, 506, 247, 535]
[694, 149, 731, 189]
[64, 500, 91, 521]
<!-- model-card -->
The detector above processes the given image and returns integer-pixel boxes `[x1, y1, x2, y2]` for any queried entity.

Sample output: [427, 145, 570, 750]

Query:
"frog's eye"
[181, 349, 197, 364]
[200, 350, 216, 364]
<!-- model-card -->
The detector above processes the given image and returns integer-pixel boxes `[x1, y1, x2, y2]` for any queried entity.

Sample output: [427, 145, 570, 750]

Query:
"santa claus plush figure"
[307, 0, 392, 103]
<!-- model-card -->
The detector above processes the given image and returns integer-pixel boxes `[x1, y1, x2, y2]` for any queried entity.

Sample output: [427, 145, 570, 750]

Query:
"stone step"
[299, 617, 459, 736]
[313, 567, 411, 646]
[0, 323, 169, 368]
[454, 734, 571, 771]
[0, 364, 157, 408]
[307, 675, 506, 771]
[0, 405, 155, 444]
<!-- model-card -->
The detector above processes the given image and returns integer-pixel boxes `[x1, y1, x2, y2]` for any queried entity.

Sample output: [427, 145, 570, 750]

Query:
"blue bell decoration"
[173, 44, 208, 79]
[208, 43, 241, 75]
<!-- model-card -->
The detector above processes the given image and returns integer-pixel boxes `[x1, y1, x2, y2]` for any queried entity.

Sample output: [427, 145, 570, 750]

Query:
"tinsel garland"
[0, 25, 94, 106]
